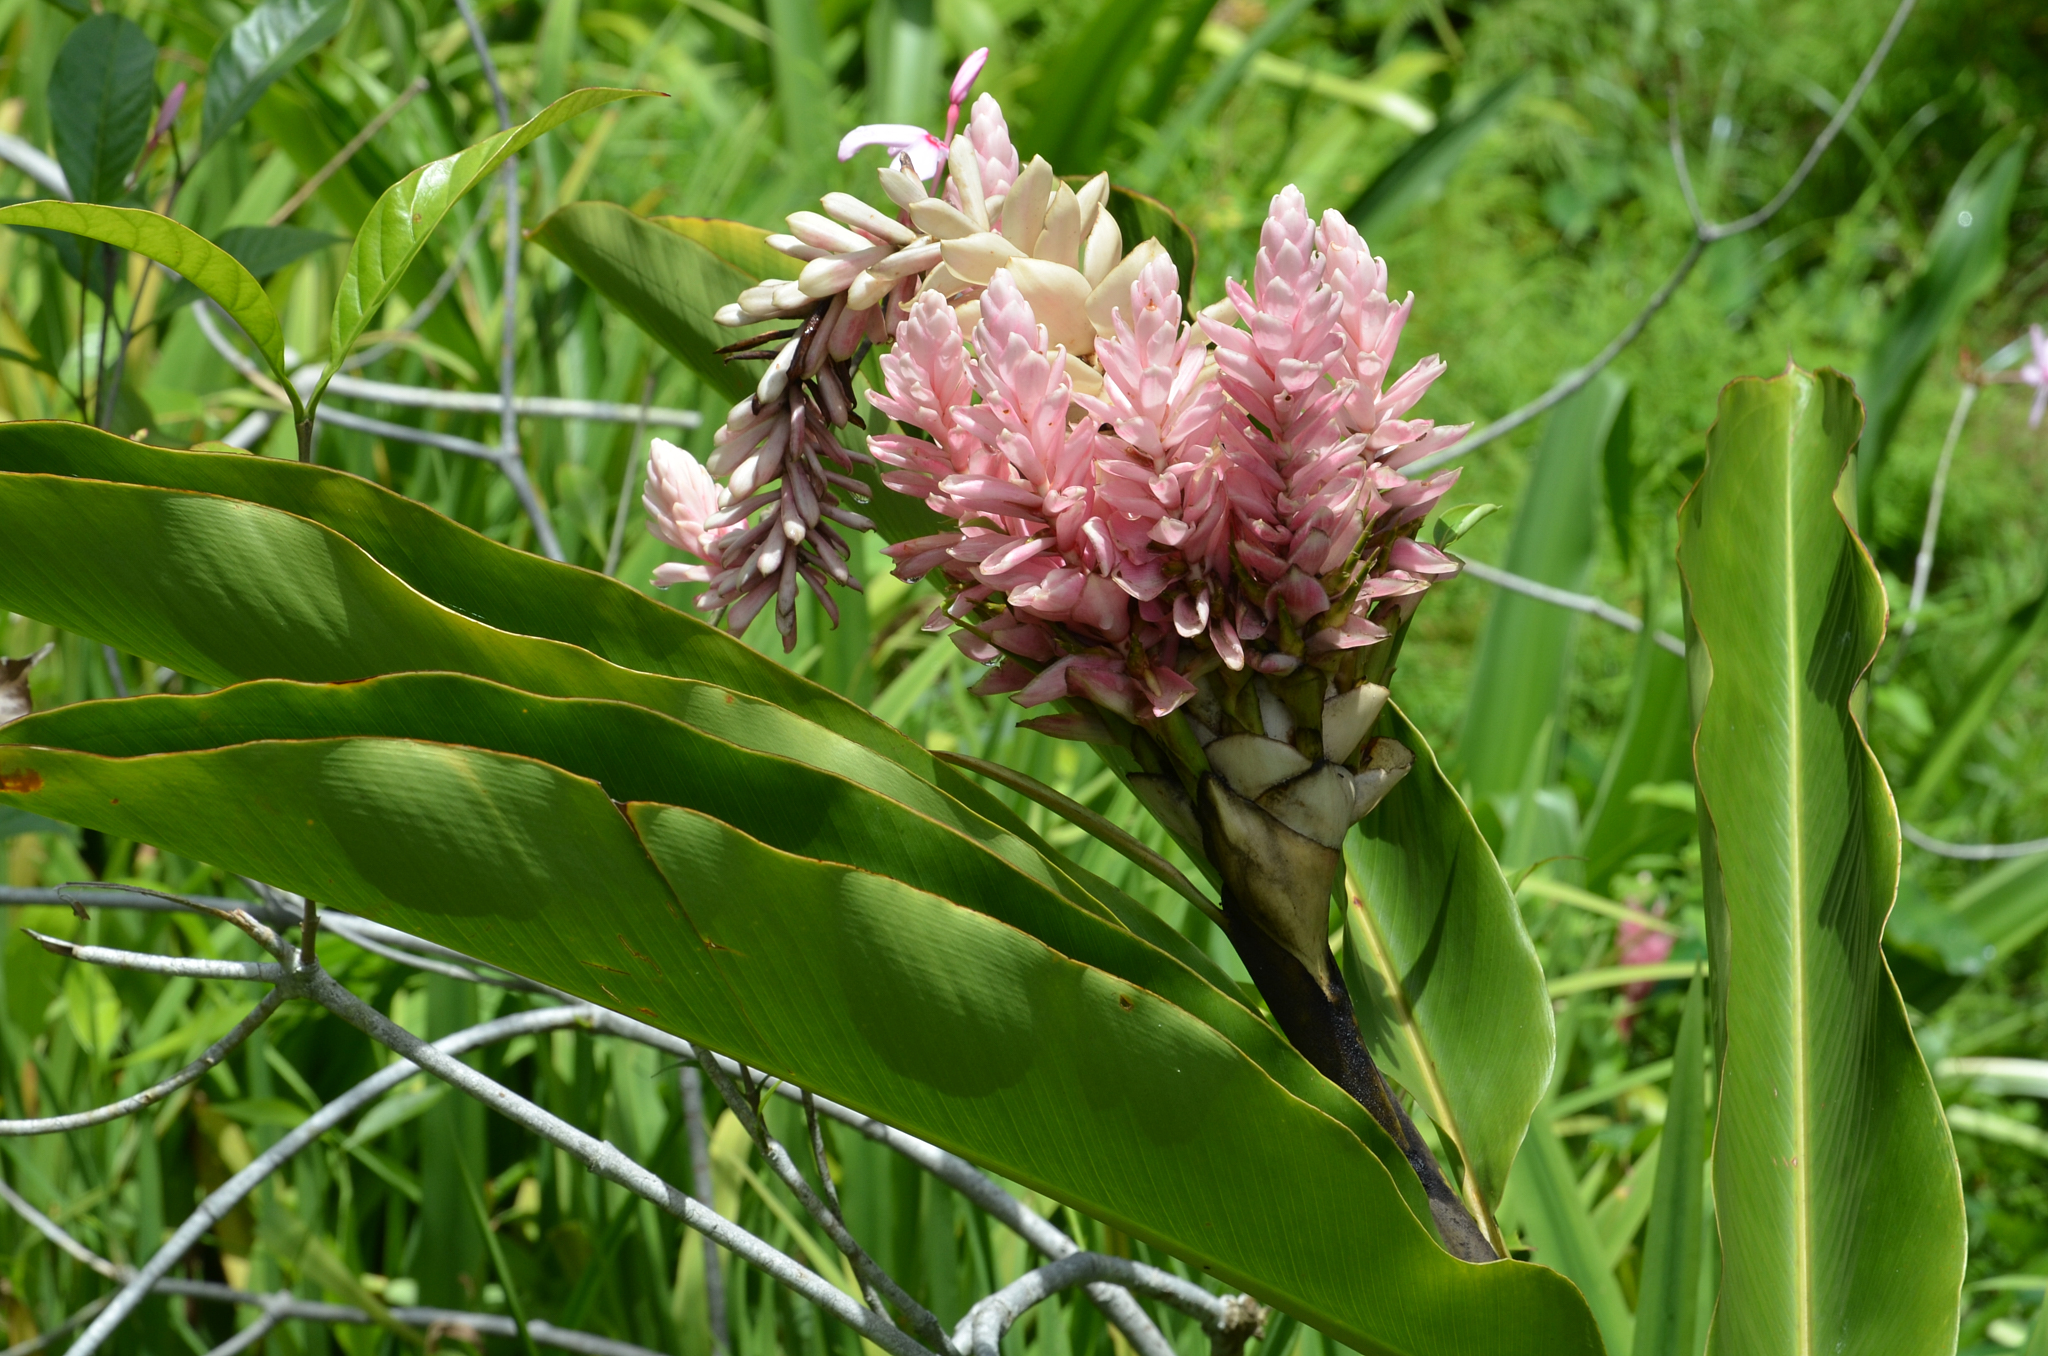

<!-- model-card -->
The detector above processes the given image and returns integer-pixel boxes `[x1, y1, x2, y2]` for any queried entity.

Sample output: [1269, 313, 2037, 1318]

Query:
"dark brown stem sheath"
[1221, 906, 1497, 1263]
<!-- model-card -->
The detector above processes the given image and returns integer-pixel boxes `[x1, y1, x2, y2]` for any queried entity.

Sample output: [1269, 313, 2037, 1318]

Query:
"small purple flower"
[2023, 323, 2048, 429]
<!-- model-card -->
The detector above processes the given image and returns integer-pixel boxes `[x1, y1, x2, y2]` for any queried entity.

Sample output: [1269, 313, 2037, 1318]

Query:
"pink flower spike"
[2023, 323, 2048, 430]
[946, 47, 992, 140]
[838, 123, 949, 181]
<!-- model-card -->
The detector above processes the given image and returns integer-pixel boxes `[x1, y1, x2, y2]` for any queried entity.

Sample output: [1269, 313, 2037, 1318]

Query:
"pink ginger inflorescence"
[644, 78, 1466, 709]
[870, 185, 1465, 722]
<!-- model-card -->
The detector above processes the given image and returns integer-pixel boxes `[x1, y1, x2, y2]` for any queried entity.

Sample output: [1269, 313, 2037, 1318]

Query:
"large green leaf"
[48, 13, 157, 205]
[1461, 371, 1629, 802]
[1630, 971, 1706, 1356]
[1677, 366, 1963, 1353]
[0, 729, 1605, 1355]
[1856, 134, 2026, 522]
[530, 202, 764, 403]
[1342, 704, 1552, 1228]
[201, 0, 350, 154]
[12, 673, 1450, 1224]
[0, 205, 293, 399]
[318, 88, 651, 406]
[159, 224, 345, 315]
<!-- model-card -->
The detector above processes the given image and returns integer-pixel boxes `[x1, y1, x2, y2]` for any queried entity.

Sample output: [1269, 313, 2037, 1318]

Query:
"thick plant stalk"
[1218, 893, 1496, 1263]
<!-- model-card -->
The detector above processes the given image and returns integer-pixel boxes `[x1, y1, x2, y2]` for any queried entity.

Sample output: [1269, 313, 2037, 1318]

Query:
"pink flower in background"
[2023, 323, 2048, 429]
[1614, 899, 1676, 1037]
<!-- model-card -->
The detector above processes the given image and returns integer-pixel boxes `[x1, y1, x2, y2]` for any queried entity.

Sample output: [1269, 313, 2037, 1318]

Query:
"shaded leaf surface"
[48, 14, 157, 204]
[1678, 366, 1963, 1354]
[201, 0, 349, 153]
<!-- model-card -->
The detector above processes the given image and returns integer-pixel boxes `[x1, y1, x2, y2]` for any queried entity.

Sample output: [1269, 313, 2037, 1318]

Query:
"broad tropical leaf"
[0, 205, 293, 397]
[48, 13, 157, 205]
[1499, 1117, 1633, 1356]
[1342, 705, 1553, 1231]
[201, 0, 350, 153]
[318, 88, 653, 405]
[0, 460, 1608, 1356]
[1678, 366, 1964, 1354]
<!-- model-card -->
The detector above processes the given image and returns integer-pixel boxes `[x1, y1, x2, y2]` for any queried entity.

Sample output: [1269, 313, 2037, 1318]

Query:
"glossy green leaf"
[1499, 1117, 1633, 1356]
[1901, 571, 2048, 822]
[659, 215, 792, 285]
[0, 733, 1604, 1356]
[1631, 971, 1706, 1356]
[530, 202, 763, 403]
[319, 88, 651, 405]
[48, 13, 157, 205]
[1856, 134, 2027, 521]
[201, 0, 349, 154]
[1678, 366, 1964, 1354]
[1342, 703, 1553, 1225]
[0, 205, 293, 399]
[1345, 74, 1524, 238]
[1461, 371, 1628, 802]
[159, 224, 344, 315]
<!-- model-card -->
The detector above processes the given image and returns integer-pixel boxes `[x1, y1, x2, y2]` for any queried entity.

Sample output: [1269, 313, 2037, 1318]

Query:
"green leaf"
[1499, 1117, 1633, 1356]
[1949, 855, 2048, 961]
[1345, 74, 1525, 239]
[1856, 132, 2028, 522]
[0, 204, 295, 404]
[1018, 0, 1174, 173]
[660, 215, 793, 284]
[200, 0, 350, 154]
[1580, 629, 1694, 887]
[1460, 371, 1628, 802]
[1105, 187, 1199, 307]
[159, 224, 344, 314]
[1631, 970, 1706, 1356]
[1677, 365, 1964, 1352]
[319, 88, 653, 407]
[763, 0, 830, 166]
[1343, 703, 1553, 1225]
[1600, 389, 1636, 564]
[0, 733, 1604, 1356]
[48, 13, 158, 205]
[530, 202, 764, 403]
[1901, 570, 2048, 822]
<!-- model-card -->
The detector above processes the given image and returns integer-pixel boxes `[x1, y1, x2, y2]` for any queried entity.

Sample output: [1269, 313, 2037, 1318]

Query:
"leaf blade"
[1677, 365, 1965, 1352]
[201, 0, 350, 153]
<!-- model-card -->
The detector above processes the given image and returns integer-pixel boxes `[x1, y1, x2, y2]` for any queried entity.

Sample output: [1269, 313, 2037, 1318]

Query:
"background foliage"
[0, 0, 2045, 1351]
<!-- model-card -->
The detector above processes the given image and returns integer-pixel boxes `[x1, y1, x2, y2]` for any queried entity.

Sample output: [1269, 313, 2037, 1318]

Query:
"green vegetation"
[0, 0, 2044, 1353]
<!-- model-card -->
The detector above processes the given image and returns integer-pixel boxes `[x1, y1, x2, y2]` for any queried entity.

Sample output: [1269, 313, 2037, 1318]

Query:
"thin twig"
[269, 76, 430, 227]
[304, 972, 939, 1356]
[680, 1064, 730, 1355]
[0, 987, 288, 1136]
[62, 1004, 595, 1355]
[661, 1036, 1179, 1356]
[1900, 823, 2048, 861]
[1405, 0, 1917, 475]
[952, 1253, 1262, 1356]
[330, 372, 699, 428]
[695, 1044, 953, 1353]
[24, 929, 286, 981]
[1459, 559, 1685, 656]
[1902, 382, 1978, 640]
[932, 750, 1226, 927]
